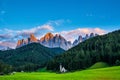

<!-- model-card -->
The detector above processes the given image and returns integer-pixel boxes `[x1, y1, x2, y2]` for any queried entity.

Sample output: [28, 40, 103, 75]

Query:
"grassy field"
[0, 66, 120, 80]
[89, 62, 109, 69]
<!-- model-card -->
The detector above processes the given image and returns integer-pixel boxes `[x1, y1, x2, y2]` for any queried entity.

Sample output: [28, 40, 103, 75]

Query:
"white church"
[60, 64, 67, 73]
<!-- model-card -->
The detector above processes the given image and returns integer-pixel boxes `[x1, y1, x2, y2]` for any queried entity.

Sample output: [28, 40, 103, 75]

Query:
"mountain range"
[73, 33, 98, 46]
[16, 32, 97, 50]
[0, 29, 119, 72]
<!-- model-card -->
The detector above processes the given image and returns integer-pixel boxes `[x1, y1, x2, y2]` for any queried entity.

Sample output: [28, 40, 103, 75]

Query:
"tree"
[115, 60, 120, 66]
[0, 61, 13, 75]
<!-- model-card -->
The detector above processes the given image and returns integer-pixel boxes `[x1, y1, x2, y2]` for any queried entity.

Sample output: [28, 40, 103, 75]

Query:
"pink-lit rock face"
[40, 32, 72, 50]
[16, 34, 38, 48]
[30, 34, 38, 42]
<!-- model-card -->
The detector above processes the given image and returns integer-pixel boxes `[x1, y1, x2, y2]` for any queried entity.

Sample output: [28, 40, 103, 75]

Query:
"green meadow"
[89, 62, 109, 69]
[0, 66, 120, 80]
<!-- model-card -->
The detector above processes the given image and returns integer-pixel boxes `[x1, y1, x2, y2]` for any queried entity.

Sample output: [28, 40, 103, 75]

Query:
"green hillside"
[47, 30, 120, 71]
[89, 62, 109, 69]
[0, 43, 64, 72]
[0, 66, 120, 80]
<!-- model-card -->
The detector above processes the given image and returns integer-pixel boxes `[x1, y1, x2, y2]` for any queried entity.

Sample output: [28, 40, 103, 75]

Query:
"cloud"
[47, 20, 63, 26]
[16, 24, 54, 38]
[12, 19, 68, 39]
[46, 19, 71, 26]
[0, 41, 16, 49]
[0, 19, 68, 40]
[58, 28, 107, 43]
[0, 34, 13, 40]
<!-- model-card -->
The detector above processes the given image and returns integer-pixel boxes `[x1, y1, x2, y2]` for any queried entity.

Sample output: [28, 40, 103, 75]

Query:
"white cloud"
[46, 19, 71, 26]
[57, 28, 107, 43]
[40, 24, 54, 31]
[0, 41, 16, 49]
[16, 24, 54, 37]
[0, 33, 13, 40]
[47, 20, 64, 26]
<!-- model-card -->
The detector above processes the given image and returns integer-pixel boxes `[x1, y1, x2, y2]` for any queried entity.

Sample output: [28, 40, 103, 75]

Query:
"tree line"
[47, 30, 120, 71]
[0, 43, 64, 74]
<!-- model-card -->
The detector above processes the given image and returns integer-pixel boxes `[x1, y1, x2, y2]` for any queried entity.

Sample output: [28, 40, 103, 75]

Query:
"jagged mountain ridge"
[73, 33, 98, 46]
[40, 33, 72, 50]
[16, 34, 38, 48]
[16, 32, 97, 50]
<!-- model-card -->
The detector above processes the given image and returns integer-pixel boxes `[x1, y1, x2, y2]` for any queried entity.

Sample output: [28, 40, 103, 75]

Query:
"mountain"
[47, 30, 120, 71]
[40, 32, 54, 42]
[73, 33, 97, 46]
[16, 33, 97, 50]
[40, 33, 72, 50]
[73, 35, 83, 46]
[29, 33, 38, 42]
[40, 32, 54, 47]
[0, 43, 65, 71]
[16, 33, 72, 50]
[16, 34, 38, 48]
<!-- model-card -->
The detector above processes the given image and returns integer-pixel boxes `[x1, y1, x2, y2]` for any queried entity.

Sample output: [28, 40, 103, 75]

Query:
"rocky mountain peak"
[30, 33, 37, 42]
[16, 39, 26, 48]
[40, 32, 54, 42]
[45, 32, 54, 38]
[54, 34, 65, 40]
[16, 40, 22, 47]
[73, 33, 97, 47]
[85, 34, 89, 39]
[90, 33, 94, 38]
[40, 33, 72, 50]
[78, 35, 82, 41]
[55, 34, 59, 37]
[16, 34, 37, 48]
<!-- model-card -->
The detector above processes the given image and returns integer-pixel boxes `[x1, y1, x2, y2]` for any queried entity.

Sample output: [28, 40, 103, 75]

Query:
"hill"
[0, 66, 120, 80]
[47, 29, 120, 71]
[0, 43, 65, 71]
[89, 62, 109, 69]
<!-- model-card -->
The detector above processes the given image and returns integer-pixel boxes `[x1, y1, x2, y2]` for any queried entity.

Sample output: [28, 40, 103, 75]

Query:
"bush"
[0, 61, 13, 75]
[115, 60, 120, 66]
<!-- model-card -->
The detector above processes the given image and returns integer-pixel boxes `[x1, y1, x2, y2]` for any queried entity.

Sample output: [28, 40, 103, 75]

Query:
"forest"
[47, 30, 120, 71]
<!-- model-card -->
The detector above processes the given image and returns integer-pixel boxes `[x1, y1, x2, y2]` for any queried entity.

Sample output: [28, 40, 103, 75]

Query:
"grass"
[89, 62, 109, 69]
[37, 67, 48, 72]
[0, 66, 120, 80]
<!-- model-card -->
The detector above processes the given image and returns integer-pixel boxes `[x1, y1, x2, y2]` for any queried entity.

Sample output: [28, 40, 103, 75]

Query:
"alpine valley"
[0, 29, 120, 74]
[0, 0, 120, 80]
[0, 32, 98, 72]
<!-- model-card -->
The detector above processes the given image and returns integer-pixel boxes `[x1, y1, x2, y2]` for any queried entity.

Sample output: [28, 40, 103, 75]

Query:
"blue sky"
[0, 0, 120, 31]
[0, 0, 120, 49]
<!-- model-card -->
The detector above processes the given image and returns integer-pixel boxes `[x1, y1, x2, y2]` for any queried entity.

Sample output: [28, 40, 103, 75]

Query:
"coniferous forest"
[0, 43, 64, 74]
[47, 30, 120, 71]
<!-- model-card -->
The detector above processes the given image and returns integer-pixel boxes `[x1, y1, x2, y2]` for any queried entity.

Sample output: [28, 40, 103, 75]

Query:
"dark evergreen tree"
[47, 29, 120, 71]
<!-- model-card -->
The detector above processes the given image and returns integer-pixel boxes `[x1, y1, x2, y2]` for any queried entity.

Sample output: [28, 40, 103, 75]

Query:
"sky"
[0, 0, 120, 49]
